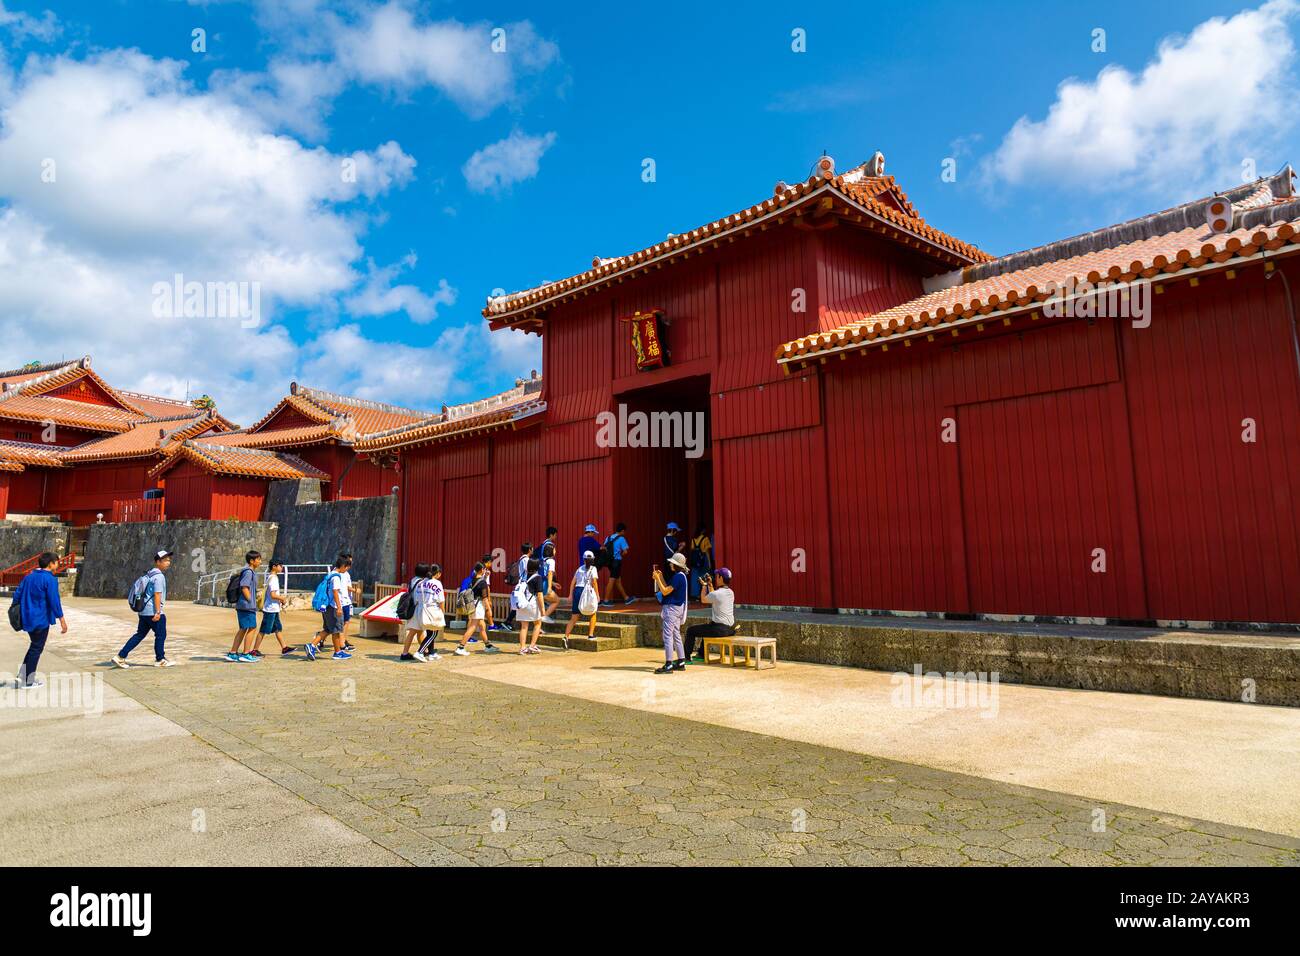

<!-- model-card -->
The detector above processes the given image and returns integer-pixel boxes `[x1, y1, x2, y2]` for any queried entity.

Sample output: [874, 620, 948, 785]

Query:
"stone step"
[484, 628, 631, 652]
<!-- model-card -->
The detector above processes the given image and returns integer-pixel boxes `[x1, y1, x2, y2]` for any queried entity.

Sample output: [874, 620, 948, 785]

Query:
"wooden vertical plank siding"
[0, 473, 9, 519]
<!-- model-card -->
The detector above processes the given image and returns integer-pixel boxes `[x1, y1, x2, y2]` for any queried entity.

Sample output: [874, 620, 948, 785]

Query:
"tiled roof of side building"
[355, 375, 544, 452]
[238, 384, 433, 444]
[0, 357, 86, 388]
[0, 440, 72, 468]
[59, 412, 228, 463]
[0, 393, 144, 432]
[150, 441, 332, 481]
[194, 423, 339, 450]
[483, 153, 992, 326]
[778, 169, 1300, 364]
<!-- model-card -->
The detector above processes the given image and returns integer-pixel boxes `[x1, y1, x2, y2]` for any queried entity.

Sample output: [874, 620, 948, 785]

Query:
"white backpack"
[578, 583, 599, 616]
[511, 576, 533, 610]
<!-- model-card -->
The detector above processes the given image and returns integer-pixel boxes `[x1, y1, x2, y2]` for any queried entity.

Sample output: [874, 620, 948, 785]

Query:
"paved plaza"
[1, 601, 1297, 867]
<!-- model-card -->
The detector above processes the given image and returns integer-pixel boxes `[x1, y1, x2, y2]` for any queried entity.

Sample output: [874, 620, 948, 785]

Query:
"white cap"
[583, 550, 595, 559]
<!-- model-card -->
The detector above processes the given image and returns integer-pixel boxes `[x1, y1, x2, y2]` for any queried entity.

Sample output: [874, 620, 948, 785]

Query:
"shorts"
[571, 587, 593, 615]
[342, 605, 353, 623]
[608, 559, 623, 579]
[237, 609, 257, 630]
[321, 607, 342, 635]
[470, 601, 486, 621]
[259, 611, 282, 634]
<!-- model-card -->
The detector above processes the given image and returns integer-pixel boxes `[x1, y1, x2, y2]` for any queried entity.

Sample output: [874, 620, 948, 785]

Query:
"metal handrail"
[194, 564, 331, 604]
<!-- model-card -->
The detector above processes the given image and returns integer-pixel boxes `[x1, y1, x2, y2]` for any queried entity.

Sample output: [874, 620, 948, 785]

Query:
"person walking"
[401, 563, 446, 661]
[600, 523, 634, 606]
[502, 541, 531, 630]
[577, 524, 601, 566]
[684, 567, 736, 662]
[9, 551, 67, 688]
[313, 553, 357, 654]
[252, 559, 296, 658]
[651, 552, 690, 674]
[688, 523, 713, 599]
[112, 549, 173, 668]
[454, 566, 500, 655]
[226, 550, 262, 663]
[563, 550, 601, 645]
[662, 522, 681, 561]
[307, 556, 353, 661]
[538, 541, 561, 624]
[514, 558, 545, 654]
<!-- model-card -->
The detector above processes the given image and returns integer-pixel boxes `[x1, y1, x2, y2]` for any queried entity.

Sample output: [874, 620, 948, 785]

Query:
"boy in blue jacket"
[10, 552, 67, 689]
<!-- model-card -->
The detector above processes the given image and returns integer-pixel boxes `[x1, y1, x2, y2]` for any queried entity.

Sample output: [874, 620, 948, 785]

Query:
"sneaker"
[156, 658, 176, 668]
[540, 615, 556, 625]
[561, 634, 570, 650]
[599, 600, 613, 607]
[20, 677, 45, 689]
[427, 651, 442, 661]
[624, 597, 636, 606]
[653, 663, 677, 674]
[332, 651, 352, 661]
[526, 645, 540, 655]
[467, 636, 480, 643]
[341, 642, 356, 652]
[482, 643, 500, 654]
[672, 660, 687, 672]
[111, 655, 131, 669]
[281, 646, 297, 656]
[400, 653, 416, 661]
[238, 653, 259, 663]
[225, 652, 242, 663]
[250, 649, 264, 658]
[304, 642, 318, 661]
[454, 645, 470, 657]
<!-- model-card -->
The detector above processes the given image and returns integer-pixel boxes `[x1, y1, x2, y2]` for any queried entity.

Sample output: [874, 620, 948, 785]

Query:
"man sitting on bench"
[685, 567, 736, 662]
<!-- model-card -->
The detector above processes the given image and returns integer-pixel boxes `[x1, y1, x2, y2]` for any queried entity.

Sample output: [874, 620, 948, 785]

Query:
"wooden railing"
[1, 550, 76, 586]
[112, 498, 164, 523]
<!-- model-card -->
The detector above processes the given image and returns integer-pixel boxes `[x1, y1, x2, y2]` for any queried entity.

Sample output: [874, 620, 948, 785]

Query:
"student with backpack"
[112, 549, 172, 669]
[312, 554, 357, 655]
[688, 523, 713, 599]
[454, 564, 499, 655]
[9, 551, 67, 688]
[513, 558, 545, 654]
[307, 556, 353, 661]
[479, 551, 505, 633]
[599, 523, 633, 606]
[502, 541, 531, 630]
[226, 551, 262, 663]
[399, 563, 446, 662]
[563, 550, 601, 645]
[252, 559, 296, 658]
[538, 541, 561, 624]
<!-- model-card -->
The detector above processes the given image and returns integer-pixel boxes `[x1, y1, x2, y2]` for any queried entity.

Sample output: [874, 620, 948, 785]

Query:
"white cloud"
[330, 4, 559, 118]
[462, 129, 557, 193]
[985, 0, 1300, 194]
[0, 49, 453, 424]
[344, 254, 456, 324]
[0, 1, 58, 42]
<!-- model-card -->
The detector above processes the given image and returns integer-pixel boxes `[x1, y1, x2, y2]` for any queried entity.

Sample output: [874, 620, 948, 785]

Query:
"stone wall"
[75, 519, 279, 602]
[267, 483, 397, 595]
[0, 520, 69, 570]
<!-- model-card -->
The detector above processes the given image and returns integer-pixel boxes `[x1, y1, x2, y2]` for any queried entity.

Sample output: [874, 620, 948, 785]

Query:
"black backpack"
[395, 579, 417, 621]
[225, 570, 244, 605]
[597, 534, 622, 569]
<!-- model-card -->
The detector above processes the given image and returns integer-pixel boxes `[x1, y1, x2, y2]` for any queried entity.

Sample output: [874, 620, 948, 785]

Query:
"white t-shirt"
[573, 565, 598, 590]
[263, 573, 282, 613]
[543, 556, 556, 581]
[517, 555, 529, 580]
[413, 577, 442, 609]
[332, 572, 351, 608]
[704, 587, 735, 627]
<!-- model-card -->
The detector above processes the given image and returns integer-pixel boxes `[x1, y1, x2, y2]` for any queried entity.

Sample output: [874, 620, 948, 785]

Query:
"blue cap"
[584, 523, 597, 533]
[667, 522, 680, 531]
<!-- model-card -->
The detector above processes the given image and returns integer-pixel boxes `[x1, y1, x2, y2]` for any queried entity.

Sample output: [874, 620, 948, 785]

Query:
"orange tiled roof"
[239, 384, 432, 445]
[0, 393, 143, 432]
[355, 377, 545, 452]
[778, 172, 1300, 365]
[0, 458, 22, 473]
[0, 439, 71, 468]
[195, 423, 338, 450]
[150, 441, 331, 482]
[0, 358, 84, 388]
[59, 412, 228, 463]
[483, 154, 991, 326]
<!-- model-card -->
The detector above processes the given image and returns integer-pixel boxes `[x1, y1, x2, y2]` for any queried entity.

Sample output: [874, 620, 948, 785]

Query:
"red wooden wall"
[160, 461, 267, 521]
[0, 473, 9, 519]
[44, 460, 158, 526]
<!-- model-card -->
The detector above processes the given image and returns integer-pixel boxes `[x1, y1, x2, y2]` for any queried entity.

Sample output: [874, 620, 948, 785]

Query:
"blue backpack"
[312, 572, 340, 613]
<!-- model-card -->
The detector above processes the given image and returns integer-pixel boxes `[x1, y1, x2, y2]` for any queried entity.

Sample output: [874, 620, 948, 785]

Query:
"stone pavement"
[3, 605, 1298, 867]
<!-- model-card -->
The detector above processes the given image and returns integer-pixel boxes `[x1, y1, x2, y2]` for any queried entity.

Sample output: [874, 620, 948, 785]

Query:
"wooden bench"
[701, 634, 777, 670]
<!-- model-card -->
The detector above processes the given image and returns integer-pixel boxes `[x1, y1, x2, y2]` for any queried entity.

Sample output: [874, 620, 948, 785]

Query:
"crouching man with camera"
[685, 567, 736, 663]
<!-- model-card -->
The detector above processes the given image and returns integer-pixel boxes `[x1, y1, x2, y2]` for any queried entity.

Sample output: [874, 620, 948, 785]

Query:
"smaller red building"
[150, 442, 330, 521]
[192, 383, 429, 501]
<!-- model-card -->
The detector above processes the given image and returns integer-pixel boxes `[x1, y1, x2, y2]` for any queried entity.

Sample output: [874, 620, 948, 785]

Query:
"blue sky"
[1, 0, 1297, 423]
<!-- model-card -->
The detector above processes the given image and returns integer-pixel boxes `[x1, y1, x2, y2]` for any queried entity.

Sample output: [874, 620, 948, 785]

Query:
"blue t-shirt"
[663, 535, 678, 560]
[577, 535, 601, 561]
[140, 567, 167, 616]
[605, 533, 629, 560]
[235, 567, 257, 610]
[15, 568, 63, 631]
[661, 570, 688, 606]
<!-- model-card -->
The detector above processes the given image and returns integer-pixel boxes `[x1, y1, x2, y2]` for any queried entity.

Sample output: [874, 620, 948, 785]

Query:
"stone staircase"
[454, 608, 642, 652]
